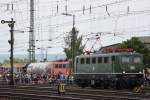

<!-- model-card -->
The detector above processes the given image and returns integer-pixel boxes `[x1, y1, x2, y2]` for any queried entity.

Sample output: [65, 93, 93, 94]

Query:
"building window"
[98, 57, 102, 63]
[81, 58, 85, 64]
[86, 58, 90, 64]
[104, 57, 109, 63]
[92, 57, 96, 64]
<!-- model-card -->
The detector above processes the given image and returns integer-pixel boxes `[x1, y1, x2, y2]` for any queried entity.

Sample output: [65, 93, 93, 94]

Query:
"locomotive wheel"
[81, 84, 85, 88]
[91, 85, 96, 88]
[120, 79, 128, 89]
[104, 81, 109, 89]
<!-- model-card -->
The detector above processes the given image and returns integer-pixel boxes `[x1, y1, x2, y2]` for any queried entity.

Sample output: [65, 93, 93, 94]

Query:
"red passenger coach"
[49, 61, 72, 77]
[27, 60, 72, 78]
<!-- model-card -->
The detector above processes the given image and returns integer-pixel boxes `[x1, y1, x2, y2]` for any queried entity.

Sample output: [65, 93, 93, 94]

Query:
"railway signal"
[1, 18, 15, 85]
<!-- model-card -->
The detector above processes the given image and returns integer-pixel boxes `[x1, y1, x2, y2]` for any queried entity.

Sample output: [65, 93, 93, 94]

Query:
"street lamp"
[62, 13, 76, 73]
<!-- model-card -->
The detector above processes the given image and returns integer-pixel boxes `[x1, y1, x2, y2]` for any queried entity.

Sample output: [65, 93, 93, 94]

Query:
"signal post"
[1, 18, 15, 85]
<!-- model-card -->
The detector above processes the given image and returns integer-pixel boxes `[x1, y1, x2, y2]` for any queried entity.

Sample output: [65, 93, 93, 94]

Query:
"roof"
[1, 63, 26, 68]
[28, 62, 51, 67]
[77, 52, 142, 58]
[138, 36, 150, 44]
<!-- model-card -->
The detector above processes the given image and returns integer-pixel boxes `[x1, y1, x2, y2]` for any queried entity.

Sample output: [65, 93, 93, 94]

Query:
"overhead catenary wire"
[0, 0, 150, 54]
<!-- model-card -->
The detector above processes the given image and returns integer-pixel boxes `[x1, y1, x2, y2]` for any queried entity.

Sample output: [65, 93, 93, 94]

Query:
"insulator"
[106, 5, 110, 16]
[90, 5, 91, 14]
[6, 4, 9, 10]
[57, 4, 59, 13]
[12, 3, 13, 10]
[65, 5, 67, 13]
[83, 5, 85, 15]
[127, 6, 130, 14]
[8, 40, 12, 44]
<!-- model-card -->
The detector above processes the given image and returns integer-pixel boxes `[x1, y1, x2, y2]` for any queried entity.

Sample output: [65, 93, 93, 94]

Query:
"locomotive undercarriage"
[74, 74, 144, 89]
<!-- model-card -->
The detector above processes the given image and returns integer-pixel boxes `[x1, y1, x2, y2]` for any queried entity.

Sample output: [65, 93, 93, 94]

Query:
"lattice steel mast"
[29, 0, 35, 62]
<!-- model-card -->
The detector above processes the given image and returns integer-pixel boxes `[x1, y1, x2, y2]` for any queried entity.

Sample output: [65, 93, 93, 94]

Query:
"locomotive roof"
[76, 52, 142, 58]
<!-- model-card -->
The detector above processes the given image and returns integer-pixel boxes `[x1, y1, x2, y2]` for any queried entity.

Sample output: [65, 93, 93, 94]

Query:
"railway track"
[0, 85, 148, 100]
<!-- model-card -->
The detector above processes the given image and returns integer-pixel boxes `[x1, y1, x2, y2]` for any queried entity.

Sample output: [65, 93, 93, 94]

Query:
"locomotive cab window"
[92, 57, 96, 64]
[122, 56, 130, 63]
[86, 58, 90, 64]
[134, 57, 141, 63]
[104, 57, 109, 63]
[81, 58, 85, 64]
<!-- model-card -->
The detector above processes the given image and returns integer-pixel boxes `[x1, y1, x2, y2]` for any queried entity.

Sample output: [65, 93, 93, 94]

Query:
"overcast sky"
[0, 0, 150, 55]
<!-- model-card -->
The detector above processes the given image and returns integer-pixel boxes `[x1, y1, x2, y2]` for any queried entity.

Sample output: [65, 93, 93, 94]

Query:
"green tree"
[64, 28, 85, 59]
[119, 37, 150, 64]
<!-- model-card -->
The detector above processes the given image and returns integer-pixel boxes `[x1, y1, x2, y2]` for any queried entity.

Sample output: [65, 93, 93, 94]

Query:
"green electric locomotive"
[74, 49, 144, 89]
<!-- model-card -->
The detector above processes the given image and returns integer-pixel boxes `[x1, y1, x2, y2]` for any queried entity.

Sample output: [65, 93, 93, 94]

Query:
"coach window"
[76, 58, 79, 64]
[17, 68, 20, 72]
[55, 64, 58, 68]
[62, 64, 66, 68]
[86, 58, 90, 64]
[98, 57, 102, 63]
[104, 57, 109, 63]
[59, 64, 62, 68]
[92, 57, 96, 64]
[81, 58, 85, 64]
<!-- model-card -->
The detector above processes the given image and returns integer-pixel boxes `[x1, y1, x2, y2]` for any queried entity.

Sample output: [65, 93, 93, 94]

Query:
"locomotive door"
[111, 56, 115, 73]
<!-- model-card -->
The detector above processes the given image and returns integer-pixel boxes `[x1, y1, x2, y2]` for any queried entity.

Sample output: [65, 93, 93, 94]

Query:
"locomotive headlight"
[130, 66, 135, 70]
[123, 71, 125, 74]
[139, 71, 142, 74]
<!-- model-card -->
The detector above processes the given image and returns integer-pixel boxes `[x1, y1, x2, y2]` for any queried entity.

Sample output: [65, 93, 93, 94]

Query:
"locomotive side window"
[122, 57, 130, 63]
[98, 57, 102, 63]
[86, 58, 90, 64]
[104, 57, 109, 63]
[111, 56, 115, 61]
[92, 57, 96, 64]
[81, 58, 85, 64]
[134, 57, 141, 63]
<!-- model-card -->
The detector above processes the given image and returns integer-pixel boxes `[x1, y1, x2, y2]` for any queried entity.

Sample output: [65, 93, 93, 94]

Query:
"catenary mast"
[29, 0, 35, 62]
